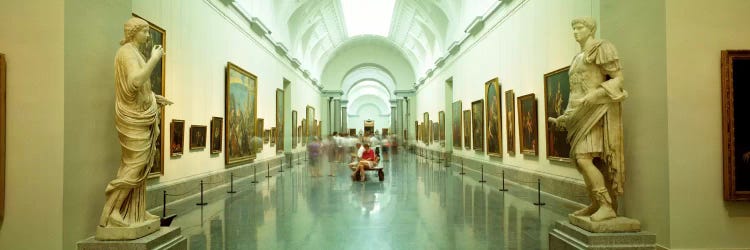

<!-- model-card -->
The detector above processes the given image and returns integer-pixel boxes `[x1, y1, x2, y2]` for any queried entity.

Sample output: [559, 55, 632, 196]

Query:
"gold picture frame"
[722, 50, 750, 201]
[225, 62, 258, 165]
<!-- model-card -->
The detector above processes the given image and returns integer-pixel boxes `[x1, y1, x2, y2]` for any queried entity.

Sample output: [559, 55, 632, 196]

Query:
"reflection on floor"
[168, 152, 575, 250]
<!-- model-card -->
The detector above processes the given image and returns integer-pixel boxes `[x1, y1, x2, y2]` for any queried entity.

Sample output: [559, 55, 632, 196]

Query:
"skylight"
[340, 0, 395, 37]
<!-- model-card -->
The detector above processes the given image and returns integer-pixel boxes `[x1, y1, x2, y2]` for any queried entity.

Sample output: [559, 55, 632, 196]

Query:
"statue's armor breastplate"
[568, 53, 607, 107]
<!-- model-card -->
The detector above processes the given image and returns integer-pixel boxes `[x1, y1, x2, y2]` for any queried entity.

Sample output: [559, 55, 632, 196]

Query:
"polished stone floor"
[168, 152, 575, 250]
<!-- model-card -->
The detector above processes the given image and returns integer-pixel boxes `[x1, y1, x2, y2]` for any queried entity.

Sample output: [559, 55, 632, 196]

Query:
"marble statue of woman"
[97, 17, 172, 240]
[548, 17, 628, 223]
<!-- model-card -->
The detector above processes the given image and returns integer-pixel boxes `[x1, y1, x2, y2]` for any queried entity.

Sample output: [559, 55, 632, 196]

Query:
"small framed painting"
[505, 90, 516, 155]
[518, 94, 538, 156]
[463, 110, 471, 150]
[170, 119, 185, 156]
[471, 100, 484, 152]
[452, 101, 462, 149]
[210, 117, 222, 154]
[189, 125, 207, 150]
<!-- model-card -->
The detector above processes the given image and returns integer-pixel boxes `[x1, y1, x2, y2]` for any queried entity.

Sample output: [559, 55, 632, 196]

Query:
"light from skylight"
[340, 0, 395, 37]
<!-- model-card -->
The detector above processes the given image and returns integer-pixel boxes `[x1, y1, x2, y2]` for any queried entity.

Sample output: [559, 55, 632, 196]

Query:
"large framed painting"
[722, 50, 750, 201]
[439, 111, 445, 141]
[170, 119, 185, 156]
[452, 101, 462, 149]
[292, 110, 297, 148]
[1, 53, 6, 223]
[225, 62, 257, 165]
[518, 94, 538, 156]
[133, 14, 166, 176]
[505, 90, 516, 155]
[544, 67, 572, 162]
[471, 100, 484, 152]
[210, 117, 222, 154]
[306, 106, 315, 143]
[463, 110, 471, 150]
[270, 127, 277, 145]
[318, 120, 322, 138]
[189, 125, 207, 150]
[275, 89, 284, 152]
[349, 128, 356, 136]
[485, 78, 502, 157]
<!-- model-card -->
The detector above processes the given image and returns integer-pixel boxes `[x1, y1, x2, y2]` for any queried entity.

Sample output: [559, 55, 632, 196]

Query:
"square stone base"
[569, 215, 641, 233]
[95, 219, 161, 240]
[549, 221, 656, 250]
[78, 226, 187, 250]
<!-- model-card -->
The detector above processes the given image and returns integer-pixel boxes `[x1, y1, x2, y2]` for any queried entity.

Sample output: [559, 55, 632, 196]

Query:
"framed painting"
[452, 101, 462, 149]
[471, 100, 484, 152]
[210, 117, 222, 154]
[415, 121, 419, 142]
[518, 94, 538, 155]
[342, 107, 348, 134]
[423, 112, 430, 144]
[318, 120, 322, 138]
[301, 119, 306, 144]
[275, 89, 284, 152]
[255, 118, 264, 152]
[463, 110, 471, 150]
[225, 62, 257, 165]
[133, 14, 166, 176]
[264, 129, 270, 144]
[544, 67, 572, 162]
[170, 119, 184, 156]
[383, 128, 389, 137]
[189, 125, 207, 150]
[349, 128, 356, 137]
[722, 50, 750, 201]
[292, 110, 297, 148]
[1, 53, 5, 223]
[439, 111, 445, 141]
[306, 106, 315, 143]
[485, 78, 502, 157]
[505, 90, 516, 155]
[270, 127, 277, 145]
[433, 122, 439, 142]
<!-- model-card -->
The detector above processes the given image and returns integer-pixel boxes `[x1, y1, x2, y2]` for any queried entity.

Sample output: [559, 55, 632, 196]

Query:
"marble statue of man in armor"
[548, 17, 628, 222]
[97, 17, 172, 240]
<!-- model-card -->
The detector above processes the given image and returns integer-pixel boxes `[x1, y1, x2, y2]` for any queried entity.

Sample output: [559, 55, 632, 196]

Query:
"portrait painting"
[433, 122, 439, 143]
[225, 62, 257, 165]
[292, 110, 297, 148]
[256, 118, 264, 152]
[189, 125, 207, 150]
[722, 50, 750, 201]
[1, 53, 5, 222]
[485, 78, 502, 157]
[518, 94, 538, 156]
[423, 112, 430, 144]
[439, 111, 445, 141]
[382, 128, 389, 137]
[471, 100, 484, 152]
[264, 129, 270, 144]
[415, 121, 419, 142]
[275, 89, 284, 152]
[349, 128, 356, 136]
[318, 120, 322, 138]
[452, 101, 462, 149]
[210, 117, 222, 154]
[270, 127, 276, 145]
[544, 67, 572, 162]
[133, 14, 166, 176]
[301, 119, 306, 143]
[170, 119, 185, 156]
[505, 90, 516, 155]
[306, 106, 315, 143]
[463, 110, 471, 150]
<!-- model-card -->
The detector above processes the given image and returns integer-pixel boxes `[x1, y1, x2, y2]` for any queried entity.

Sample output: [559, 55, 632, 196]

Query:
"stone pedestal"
[95, 219, 160, 240]
[549, 221, 656, 250]
[78, 227, 187, 250]
[569, 215, 641, 233]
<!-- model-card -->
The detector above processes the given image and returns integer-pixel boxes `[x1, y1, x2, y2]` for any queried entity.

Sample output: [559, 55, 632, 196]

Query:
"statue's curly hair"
[571, 17, 597, 35]
[120, 17, 149, 45]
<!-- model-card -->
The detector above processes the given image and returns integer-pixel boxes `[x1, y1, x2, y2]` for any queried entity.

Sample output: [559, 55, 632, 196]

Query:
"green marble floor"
[169, 152, 574, 250]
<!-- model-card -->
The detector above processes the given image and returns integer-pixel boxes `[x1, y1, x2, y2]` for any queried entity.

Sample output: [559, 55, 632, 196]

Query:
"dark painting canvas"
[472, 100, 484, 152]
[452, 101, 462, 149]
[544, 67, 572, 162]
[463, 110, 471, 150]
[518, 94, 538, 155]
[505, 90, 515, 155]
[722, 50, 750, 200]
[485, 78, 502, 157]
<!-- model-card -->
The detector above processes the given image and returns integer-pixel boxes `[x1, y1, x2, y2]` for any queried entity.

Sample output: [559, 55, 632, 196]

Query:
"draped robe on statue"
[558, 40, 628, 196]
[99, 43, 160, 227]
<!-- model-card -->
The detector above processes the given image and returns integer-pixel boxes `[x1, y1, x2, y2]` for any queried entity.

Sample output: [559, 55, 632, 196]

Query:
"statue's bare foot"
[590, 205, 616, 222]
[572, 203, 599, 216]
[145, 211, 160, 221]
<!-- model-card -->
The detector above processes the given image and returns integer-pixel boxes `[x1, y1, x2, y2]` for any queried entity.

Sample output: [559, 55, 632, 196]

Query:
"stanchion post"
[459, 159, 466, 175]
[251, 164, 258, 183]
[444, 154, 451, 168]
[227, 173, 237, 193]
[265, 162, 272, 178]
[534, 178, 546, 206]
[499, 170, 508, 191]
[479, 164, 487, 183]
[278, 158, 285, 172]
[162, 190, 167, 217]
[196, 180, 208, 206]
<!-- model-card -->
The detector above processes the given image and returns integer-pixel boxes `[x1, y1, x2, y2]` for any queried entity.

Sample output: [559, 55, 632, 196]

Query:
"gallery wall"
[0, 1, 65, 249]
[663, 0, 750, 248]
[416, 0, 593, 180]
[131, 0, 321, 184]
